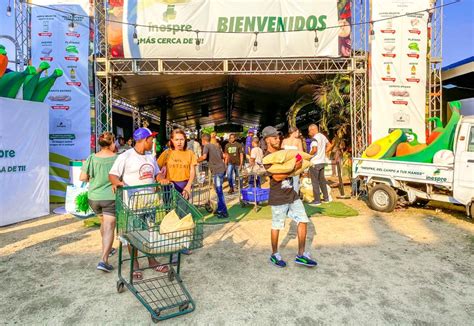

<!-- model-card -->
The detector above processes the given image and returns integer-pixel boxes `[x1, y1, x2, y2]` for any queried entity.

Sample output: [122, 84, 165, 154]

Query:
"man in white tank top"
[308, 124, 331, 205]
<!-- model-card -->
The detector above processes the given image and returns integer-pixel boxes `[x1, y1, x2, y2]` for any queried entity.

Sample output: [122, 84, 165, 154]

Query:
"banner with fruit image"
[107, 0, 351, 59]
[370, 0, 430, 143]
[31, 0, 91, 201]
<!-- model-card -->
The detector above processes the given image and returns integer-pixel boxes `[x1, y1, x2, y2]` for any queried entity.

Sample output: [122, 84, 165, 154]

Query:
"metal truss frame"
[351, 57, 369, 157]
[10, 0, 444, 158]
[14, 0, 28, 71]
[350, 0, 369, 157]
[95, 57, 355, 76]
[93, 0, 370, 156]
[93, 0, 112, 146]
[428, 0, 443, 130]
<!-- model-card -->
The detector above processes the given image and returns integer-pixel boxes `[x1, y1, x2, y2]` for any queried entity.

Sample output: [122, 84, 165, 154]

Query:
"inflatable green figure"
[23, 62, 51, 101]
[0, 66, 36, 98]
[30, 68, 63, 102]
[387, 101, 461, 163]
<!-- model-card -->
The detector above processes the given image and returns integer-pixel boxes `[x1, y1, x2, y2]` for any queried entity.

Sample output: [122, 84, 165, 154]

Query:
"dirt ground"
[1, 193, 473, 325]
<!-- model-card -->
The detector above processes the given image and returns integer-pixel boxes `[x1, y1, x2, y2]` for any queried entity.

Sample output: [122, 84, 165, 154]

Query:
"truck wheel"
[368, 184, 398, 213]
[470, 202, 474, 218]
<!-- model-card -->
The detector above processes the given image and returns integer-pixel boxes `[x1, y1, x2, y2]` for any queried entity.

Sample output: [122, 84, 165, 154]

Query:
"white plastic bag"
[65, 183, 94, 217]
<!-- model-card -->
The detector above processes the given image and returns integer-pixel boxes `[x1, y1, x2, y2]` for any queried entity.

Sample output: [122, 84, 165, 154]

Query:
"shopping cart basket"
[190, 163, 215, 213]
[115, 183, 204, 323]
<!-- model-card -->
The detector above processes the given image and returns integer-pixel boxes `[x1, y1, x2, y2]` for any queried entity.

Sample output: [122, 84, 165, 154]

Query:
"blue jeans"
[248, 175, 261, 188]
[213, 172, 227, 214]
[226, 163, 239, 189]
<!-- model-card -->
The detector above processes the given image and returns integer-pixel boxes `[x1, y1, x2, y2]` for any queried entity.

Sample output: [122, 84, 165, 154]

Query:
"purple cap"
[133, 127, 158, 141]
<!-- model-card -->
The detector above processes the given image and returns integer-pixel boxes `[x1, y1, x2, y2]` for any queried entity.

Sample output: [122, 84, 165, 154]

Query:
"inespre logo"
[0, 149, 15, 158]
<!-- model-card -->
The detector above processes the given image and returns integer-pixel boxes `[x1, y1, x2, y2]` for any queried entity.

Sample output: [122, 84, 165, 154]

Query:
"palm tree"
[291, 74, 351, 153]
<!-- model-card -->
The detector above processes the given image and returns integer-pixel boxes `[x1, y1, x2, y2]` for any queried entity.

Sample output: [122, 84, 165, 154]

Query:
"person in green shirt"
[80, 132, 118, 273]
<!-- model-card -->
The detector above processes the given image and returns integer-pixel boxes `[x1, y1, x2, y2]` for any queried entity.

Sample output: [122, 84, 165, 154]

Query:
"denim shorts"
[271, 199, 309, 230]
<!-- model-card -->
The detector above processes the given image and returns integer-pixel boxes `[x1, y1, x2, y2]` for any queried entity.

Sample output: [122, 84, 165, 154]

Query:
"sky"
[442, 0, 474, 66]
[0, 0, 472, 68]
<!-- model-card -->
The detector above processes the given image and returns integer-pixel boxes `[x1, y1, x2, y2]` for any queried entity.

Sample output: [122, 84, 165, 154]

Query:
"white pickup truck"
[353, 116, 474, 217]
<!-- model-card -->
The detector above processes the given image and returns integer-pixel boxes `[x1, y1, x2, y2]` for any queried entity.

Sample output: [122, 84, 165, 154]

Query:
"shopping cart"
[239, 167, 269, 212]
[115, 183, 204, 323]
[190, 163, 215, 213]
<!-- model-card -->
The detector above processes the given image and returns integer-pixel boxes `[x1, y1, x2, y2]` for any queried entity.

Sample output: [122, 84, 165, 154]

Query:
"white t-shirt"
[250, 147, 264, 165]
[109, 148, 160, 186]
[310, 133, 329, 165]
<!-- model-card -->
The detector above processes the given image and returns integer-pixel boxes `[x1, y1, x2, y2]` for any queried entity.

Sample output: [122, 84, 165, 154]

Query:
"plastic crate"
[241, 187, 269, 203]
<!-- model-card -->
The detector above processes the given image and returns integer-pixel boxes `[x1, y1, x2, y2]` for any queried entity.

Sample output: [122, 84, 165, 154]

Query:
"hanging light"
[68, 14, 75, 32]
[314, 30, 319, 48]
[133, 25, 138, 44]
[6, 0, 11, 17]
[370, 21, 375, 40]
[195, 30, 200, 50]
[253, 32, 258, 52]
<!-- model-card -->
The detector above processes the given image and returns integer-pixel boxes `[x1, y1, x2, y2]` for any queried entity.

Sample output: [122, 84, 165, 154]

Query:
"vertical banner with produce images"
[31, 0, 91, 202]
[107, 0, 352, 59]
[370, 0, 430, 143]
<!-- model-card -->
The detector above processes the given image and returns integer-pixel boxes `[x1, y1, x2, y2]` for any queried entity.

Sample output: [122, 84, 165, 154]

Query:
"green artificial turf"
[200, 201, 358, 224]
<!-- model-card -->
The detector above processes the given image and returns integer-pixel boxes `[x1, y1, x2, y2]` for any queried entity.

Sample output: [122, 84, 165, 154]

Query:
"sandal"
[152, 264, 169, 273]
[132, 271, 143, 281]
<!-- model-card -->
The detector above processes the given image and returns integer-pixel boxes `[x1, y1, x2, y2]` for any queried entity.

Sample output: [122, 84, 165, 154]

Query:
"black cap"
[262, 126, 281, 139]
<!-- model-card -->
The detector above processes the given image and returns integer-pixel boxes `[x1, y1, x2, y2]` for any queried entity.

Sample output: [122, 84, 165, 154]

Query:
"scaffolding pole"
[428, 0, 443, 130]
[350, 0, 369, 157]
[14, 0, 28, 71]
[93, 0, 113, 144]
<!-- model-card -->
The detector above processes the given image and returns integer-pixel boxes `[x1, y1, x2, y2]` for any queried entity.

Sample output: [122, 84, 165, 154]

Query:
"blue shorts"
[271, 199, 309, 230]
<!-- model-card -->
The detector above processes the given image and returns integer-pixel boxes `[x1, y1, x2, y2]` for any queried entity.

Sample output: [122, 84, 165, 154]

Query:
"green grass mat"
[200, 201, 358, 224]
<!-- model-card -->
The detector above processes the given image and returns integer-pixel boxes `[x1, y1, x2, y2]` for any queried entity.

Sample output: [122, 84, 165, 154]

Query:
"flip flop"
[132, 271, 143, 281]
[152, 264, 169, 273]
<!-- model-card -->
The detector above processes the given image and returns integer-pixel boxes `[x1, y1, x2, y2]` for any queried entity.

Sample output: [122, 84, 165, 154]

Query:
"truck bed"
[353, 158, 454, 188]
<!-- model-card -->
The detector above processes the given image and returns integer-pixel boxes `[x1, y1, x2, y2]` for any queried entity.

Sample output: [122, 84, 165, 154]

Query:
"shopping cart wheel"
[167, 269, 175, 282]
[151, 314, 160, 323]
[179, 301, 190, 311]
[205, 202, 214, 213]
[116, 280, 125, 293]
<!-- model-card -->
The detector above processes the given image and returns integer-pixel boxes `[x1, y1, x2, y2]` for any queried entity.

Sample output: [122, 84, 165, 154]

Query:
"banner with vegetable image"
[107, 0, 352, 59]
[370, 0, 430, 143]
[31, 0, 91, 201]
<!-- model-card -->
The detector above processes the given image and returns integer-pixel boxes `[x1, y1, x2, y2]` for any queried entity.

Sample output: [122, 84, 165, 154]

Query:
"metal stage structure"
[11, 0, 444, 157]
